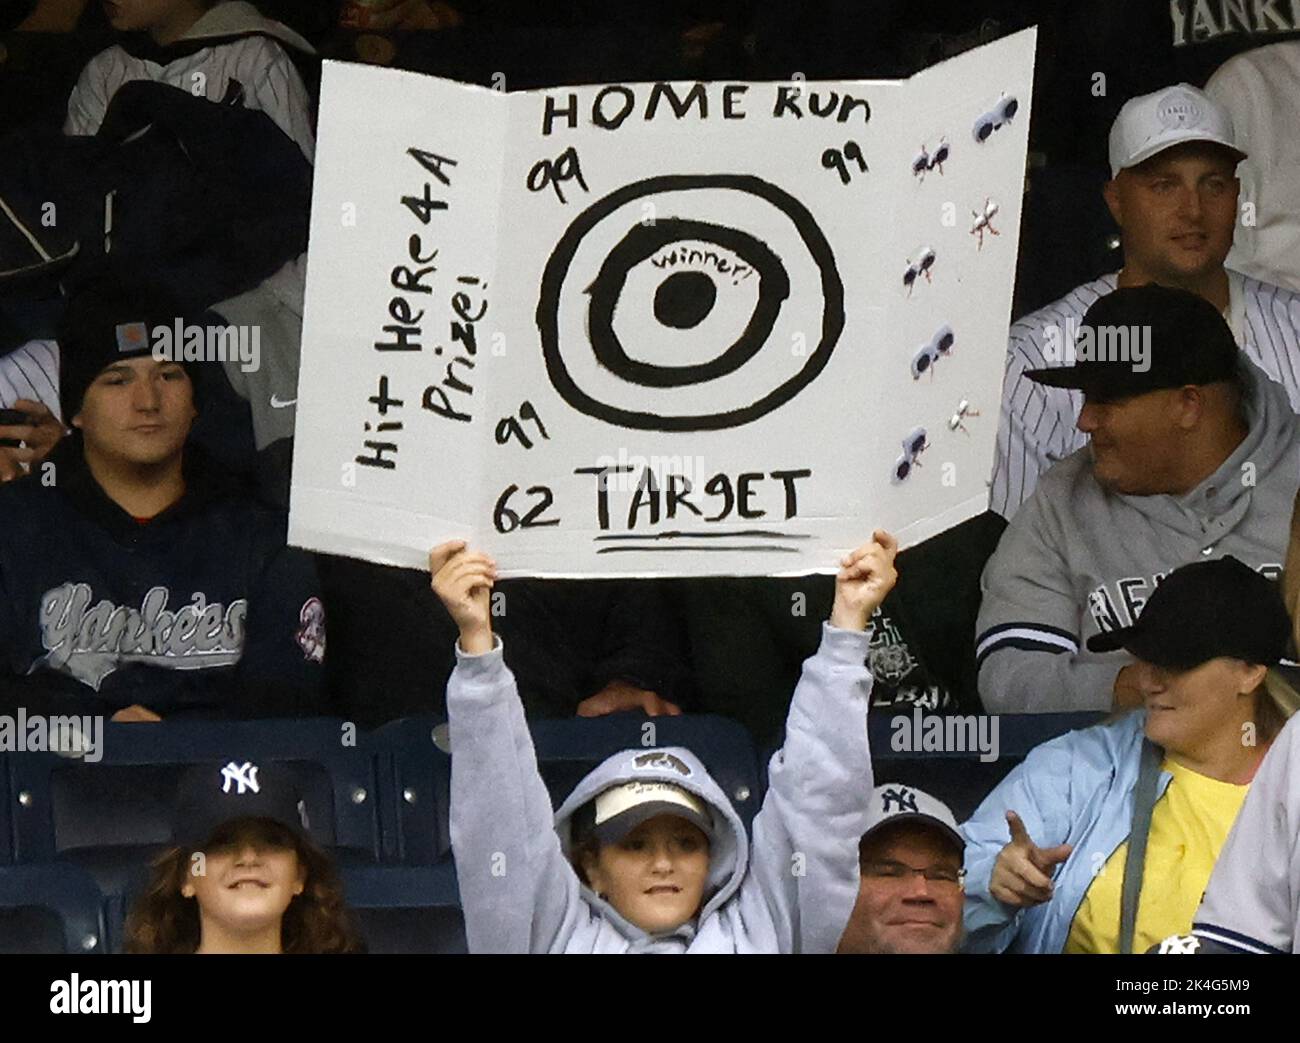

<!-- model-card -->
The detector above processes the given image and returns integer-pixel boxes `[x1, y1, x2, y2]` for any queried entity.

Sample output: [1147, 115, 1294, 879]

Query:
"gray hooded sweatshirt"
[976, 357, 1300, 713]
[447, 624, 875, 953]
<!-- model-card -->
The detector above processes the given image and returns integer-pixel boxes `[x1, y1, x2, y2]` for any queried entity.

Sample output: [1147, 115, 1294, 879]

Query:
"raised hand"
[429, 539, 497, 654]
[829, 530, 899, 631]
[989, 810, 1073, 909]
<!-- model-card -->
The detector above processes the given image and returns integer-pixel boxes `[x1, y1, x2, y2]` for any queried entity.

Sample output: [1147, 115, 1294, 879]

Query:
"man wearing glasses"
[837, 784, 965, 954]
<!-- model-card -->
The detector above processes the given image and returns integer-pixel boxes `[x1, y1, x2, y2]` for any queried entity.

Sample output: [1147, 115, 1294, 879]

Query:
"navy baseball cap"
[172, 760, 309, 850]
[1087, 557, 1289, 670]
[1024, 284, 1239, 403]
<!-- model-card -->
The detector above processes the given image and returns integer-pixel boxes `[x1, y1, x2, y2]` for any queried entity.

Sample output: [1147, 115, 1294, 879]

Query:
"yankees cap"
[1087, 556, 1289, 670]
[1108, 83, 1246, 178]
[861, 784, 963, 853]
[574, 780, 713, 845]
[173, 760, 309, 850]
[1024, 284, 1239, 402]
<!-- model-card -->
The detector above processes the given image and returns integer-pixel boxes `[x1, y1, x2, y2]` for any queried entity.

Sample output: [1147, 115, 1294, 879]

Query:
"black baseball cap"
[1025, 284, 1239, 403]
[1086, 556, 1289, 670]
[172, 760, 309, 850]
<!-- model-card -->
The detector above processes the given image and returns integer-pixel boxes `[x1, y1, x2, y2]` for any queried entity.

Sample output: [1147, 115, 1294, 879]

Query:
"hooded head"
[554, 747, 748, 940]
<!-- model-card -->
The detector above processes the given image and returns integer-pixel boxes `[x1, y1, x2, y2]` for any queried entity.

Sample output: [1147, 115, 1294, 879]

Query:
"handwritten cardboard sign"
[290, 29, 1036, 576]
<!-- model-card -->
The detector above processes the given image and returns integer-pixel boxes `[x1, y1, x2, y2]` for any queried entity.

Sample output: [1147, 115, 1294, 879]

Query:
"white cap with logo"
[1108, 83, 1246, 178]
[590, 780, 713, 844]
[862, 783, 963, 852]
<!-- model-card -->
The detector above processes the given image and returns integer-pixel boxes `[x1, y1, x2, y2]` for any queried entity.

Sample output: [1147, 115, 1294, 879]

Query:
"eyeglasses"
[902, 247, 937, 295]
[890, 426, 929, 484]
[862, 860, 965, 887]
[910, 324, 955, 380]
[948, 398, 981, 434]
[911, 138, 950, 181]
[969, 198, 1000, 250]
[972, 94, 1019, 143]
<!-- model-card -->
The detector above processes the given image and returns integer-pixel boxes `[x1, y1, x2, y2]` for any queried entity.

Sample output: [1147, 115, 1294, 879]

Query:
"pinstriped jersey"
[0, 340, 59, 419]
[1193, 711, 1300, 954]
[991, 270, 1300, 518]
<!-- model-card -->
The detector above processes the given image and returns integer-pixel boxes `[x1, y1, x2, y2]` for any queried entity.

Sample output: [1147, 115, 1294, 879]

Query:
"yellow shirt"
[1065, 758, 1249, 954]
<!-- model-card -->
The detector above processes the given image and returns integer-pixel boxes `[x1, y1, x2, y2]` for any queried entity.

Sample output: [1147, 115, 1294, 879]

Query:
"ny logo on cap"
[881, 786, 919, 814]
[220, 761, 260, 795]
[632, 751, 691, 777]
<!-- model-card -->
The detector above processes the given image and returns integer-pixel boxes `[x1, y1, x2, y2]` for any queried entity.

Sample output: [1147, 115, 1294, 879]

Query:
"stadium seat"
[7, 718, 382, 895]
[0, 753, 10, 864]
[0, 863, 106, 954]
[341, 863, 467, 954]
[374, 713, 764, 865]
[371, 716, 453, 864]
[867, 712, 1107, 821]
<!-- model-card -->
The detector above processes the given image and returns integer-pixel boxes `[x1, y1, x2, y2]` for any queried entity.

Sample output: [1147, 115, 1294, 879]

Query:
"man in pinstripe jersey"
[991, 82, 1300, 520]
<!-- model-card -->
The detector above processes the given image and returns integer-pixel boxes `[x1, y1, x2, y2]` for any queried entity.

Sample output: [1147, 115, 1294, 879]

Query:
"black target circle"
[536, 174, 844, 431]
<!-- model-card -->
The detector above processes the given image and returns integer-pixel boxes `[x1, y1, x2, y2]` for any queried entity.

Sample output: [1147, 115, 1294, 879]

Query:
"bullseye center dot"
[654, 271, 716, 329]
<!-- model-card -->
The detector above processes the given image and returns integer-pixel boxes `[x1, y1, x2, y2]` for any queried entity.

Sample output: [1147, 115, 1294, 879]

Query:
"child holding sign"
[430, 532, 896, 953]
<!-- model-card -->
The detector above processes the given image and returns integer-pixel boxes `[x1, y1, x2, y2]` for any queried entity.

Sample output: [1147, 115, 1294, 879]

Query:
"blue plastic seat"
[0, 863, 106, 954]
[865, 711, 1107, 820]
[0, 753, 10, 865]
[529, 713, 764, 832]
[374, 712, 764, 866]
[7, 718, 382, 895]
[340, 863, 467, 954]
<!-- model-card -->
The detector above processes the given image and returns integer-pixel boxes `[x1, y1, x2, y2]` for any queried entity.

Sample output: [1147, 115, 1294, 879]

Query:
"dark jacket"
[0, 440, 325, 718]
[0, 79, 311, 311]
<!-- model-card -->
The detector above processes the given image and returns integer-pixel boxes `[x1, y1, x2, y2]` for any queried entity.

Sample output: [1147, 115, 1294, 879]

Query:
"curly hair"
[124, 818, 363, 954]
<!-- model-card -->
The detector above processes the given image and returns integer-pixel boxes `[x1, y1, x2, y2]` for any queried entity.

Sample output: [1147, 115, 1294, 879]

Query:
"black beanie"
[58, 278, 202, 422]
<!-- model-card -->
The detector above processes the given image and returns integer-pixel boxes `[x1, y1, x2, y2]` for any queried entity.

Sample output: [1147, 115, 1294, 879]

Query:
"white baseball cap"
[861, 783, 963, 852]
[1108, 83, 1246, 178]
[587, 780, 713, 844]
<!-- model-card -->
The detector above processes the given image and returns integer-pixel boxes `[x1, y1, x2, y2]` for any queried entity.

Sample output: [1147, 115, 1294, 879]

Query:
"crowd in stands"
[2, 0, 1300, 954]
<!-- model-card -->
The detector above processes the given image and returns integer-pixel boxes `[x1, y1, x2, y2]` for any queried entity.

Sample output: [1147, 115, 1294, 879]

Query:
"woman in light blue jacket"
[963, 556, 1298, 954]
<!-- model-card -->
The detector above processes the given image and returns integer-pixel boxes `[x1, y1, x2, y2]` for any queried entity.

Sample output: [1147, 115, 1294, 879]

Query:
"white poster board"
[290, 28, 1036, 577]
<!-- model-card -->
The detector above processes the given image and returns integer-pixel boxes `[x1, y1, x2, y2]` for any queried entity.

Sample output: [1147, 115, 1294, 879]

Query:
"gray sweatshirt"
[977, 358, 1300, 713]
[447, 624, 875, 953]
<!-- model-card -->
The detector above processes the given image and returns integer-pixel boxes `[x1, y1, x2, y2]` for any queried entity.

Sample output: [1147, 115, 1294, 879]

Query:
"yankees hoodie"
[976, 357, 1300, 712]
[447, 624, 876, 953]
[0, 439, 326, 718]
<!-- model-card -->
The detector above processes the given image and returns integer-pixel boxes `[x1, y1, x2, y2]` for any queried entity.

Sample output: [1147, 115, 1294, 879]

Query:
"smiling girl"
[124, 760, 362, 954]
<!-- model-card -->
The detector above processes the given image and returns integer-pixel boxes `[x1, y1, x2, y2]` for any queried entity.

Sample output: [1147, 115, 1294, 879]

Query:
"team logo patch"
[220, 761, 260, 795]
[115, 321, 149, 353]
[880, 785, 919, 813]
[295, 597, 326, 663]
[39, 584, 245, 689]
[1156, 89, 1205, 130]
[632, 751, 692, 777]
[1156, 934, 1201, 955]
